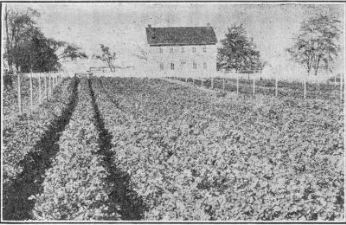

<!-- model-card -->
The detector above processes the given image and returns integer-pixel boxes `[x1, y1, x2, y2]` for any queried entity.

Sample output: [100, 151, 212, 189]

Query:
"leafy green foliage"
[92, 77, 343, 221]
[2, 76, 343, 221]
[58, 44, 88, 61]
[4, 6, 87, 73]
[287, 14, 341, 76]
[31, 79, 120, 220]
[2, 78, 76, 185]
[217, 25, 264, 72]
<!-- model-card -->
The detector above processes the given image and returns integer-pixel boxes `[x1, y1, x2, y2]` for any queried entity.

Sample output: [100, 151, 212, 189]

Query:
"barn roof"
[146, 25, 217, 46]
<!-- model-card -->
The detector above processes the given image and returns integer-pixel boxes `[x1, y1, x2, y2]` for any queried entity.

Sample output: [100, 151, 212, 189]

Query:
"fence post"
[17, 71, 22, 115]
[275, 74, 278, 97]
[253, 75, 256, 96]
[211, 77, 214, 89]
[340, 74, 343, 102]
[236, 73, 239, 96]
[47, 75, 50, 98]
[193, 78, 195, 86]
[30, 70, 33, 114]
[50, 75, 53, 96]
[45, 74, 48, 100]
[223, 78, 225, 91]
[38, 74, 42, 104]
[303, 78, 307, 99]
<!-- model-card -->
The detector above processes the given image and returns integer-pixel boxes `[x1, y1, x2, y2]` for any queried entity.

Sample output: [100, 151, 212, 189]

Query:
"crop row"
[2, 77, 77, 185]
[31, 78, 120, 220]
[93, 77, 343, 220]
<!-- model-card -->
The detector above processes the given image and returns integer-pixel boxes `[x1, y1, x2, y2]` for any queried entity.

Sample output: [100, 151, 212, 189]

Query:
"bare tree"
[94, 44, 117, 72]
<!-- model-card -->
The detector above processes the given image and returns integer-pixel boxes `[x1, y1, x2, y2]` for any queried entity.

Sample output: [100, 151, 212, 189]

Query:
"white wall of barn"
[145, 44, 217, 78]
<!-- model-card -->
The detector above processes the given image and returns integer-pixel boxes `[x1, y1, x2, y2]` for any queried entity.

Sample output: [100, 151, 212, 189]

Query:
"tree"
[94, 44, 117, 72]
[287, 14, 341, 77]
[4, 6, 88, 74]
[15, 27, 61, 72]
[4, 6, 40, 72]
[217, 24, 264, 73]
[58, 44, 88, 61]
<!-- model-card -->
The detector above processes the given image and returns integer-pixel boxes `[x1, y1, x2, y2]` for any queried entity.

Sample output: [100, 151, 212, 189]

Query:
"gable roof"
[146, 26, 217, 46]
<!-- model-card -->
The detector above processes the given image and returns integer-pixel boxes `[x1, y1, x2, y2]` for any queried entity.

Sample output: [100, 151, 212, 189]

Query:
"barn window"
[203, 46, 207, 52]
[170, 47, 174, 53]
[160, 63, 164, 70]
[203, 62, 207, 69]
[193, 61, 197, 69]
[181, 61, 186, 65]
[159, 47, 163, 53]
[192, 47, 196, 53]
[171, 63, 175, 70]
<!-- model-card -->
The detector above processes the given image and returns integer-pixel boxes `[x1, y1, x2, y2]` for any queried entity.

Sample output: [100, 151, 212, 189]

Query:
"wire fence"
[42, 69, 343, 102]
[168, 73, 344, 102]
[3, 72, 70, 118]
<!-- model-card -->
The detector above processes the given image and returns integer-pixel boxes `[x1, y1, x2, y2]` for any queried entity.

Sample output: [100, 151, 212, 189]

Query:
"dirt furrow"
[88, 78, 146, 220]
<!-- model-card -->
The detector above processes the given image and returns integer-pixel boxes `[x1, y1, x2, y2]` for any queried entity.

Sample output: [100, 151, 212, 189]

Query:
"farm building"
[145, 24, 217, 77]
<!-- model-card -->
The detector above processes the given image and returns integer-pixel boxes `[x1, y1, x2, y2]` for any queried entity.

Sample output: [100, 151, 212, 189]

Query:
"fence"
[12, 72, 66, 115]
[168, 72, 344, 101]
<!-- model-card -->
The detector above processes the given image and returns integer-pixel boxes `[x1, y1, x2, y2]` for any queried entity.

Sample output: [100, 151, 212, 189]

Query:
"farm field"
[2, 76, 344, 221]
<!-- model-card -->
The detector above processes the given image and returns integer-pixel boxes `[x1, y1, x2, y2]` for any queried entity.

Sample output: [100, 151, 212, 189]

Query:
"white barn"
[145, 24, 218, 77]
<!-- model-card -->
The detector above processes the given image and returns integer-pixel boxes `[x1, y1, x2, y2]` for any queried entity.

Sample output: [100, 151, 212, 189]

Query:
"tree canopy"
[287, 14, 341, 76]
[4, 6, 88, 74]
[217, 24, 264, 73]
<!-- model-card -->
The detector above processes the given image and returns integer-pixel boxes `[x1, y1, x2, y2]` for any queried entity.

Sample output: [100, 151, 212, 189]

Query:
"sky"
[5, 2, 345, 79]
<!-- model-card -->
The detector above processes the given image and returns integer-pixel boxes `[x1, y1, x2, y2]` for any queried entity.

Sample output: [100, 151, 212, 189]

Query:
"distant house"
[145, 24, 217, 77]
